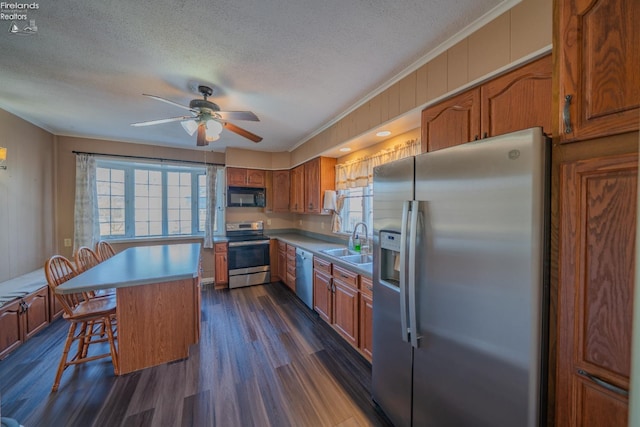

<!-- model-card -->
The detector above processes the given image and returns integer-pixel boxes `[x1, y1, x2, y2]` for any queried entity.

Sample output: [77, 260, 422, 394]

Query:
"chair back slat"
[45, 255, 83, 316]
[75, 246, 101, 272]
[95, 240, 116, 261]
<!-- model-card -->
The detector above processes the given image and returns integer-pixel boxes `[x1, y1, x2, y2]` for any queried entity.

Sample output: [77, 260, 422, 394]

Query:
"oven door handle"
[228, 240, 271, 247]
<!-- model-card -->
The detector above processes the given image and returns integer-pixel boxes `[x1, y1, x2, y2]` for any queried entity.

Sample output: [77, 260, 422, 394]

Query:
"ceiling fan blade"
[223, 122, 263, 143]
[216, 111, 260, 122]
[131, 116, 193, 127]
[142, 94, 196, 113]
[196, 122, 208, 146]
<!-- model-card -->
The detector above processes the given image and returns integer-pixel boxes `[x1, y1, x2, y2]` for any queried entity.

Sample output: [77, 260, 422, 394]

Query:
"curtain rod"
[72, 151, 224, 167]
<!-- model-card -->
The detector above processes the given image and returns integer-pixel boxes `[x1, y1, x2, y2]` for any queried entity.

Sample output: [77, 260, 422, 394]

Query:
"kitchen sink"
[321, 247, 358, 257]
[340, 254, 373, 265]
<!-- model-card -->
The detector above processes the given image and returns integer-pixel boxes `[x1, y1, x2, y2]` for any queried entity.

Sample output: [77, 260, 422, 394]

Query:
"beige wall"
[0, 109, 55, 281]
[55, 136, 225, 279]
[289, 0, 552, 165]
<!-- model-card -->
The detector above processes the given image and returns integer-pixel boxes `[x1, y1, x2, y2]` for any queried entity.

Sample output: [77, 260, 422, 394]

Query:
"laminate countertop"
[269, 233, 373, 277]
[56, 243, 201, 295]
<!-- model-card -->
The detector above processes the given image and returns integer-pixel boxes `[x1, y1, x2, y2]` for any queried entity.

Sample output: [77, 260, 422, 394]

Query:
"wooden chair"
[74, 246, 115, 300]
[95, 240, 116, 261]
[45, 255, 119, 392]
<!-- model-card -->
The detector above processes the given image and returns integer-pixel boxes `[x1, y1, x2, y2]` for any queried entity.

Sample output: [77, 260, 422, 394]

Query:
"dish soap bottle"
[354, 234, 361, 252]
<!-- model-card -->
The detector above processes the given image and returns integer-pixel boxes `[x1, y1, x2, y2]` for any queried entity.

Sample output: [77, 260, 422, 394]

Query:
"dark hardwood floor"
[0, 283, 392, 427]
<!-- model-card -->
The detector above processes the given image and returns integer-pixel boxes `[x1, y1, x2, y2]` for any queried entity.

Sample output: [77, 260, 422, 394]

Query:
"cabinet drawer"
[360, 276, 373, 296]
[286, 262, 296, 276]
[333, 265, 358, 288]
[287, 245, 296, 256]
[214, 242, 228, 253]
[314, 257, 332, 274]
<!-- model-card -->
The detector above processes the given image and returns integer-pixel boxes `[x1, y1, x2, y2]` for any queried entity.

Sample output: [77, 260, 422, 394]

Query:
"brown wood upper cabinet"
[304, 157, 336, 214]
[289, 165, 305, 213]
[272, 170, 290, 213]
[557, 0, 639, 143]
[226, 167, 265, 188]
[422, 55, 552, 152]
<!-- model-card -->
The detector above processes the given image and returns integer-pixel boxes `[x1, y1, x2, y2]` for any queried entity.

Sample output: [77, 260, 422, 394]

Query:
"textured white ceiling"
[0, 0, 507, 153]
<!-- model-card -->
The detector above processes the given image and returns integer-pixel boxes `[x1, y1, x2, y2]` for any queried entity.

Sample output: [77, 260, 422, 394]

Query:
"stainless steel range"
[225, 221, 271, 288]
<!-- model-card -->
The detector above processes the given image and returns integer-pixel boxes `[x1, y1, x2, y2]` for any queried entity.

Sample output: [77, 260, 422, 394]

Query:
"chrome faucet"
[352, 222, 368, 254]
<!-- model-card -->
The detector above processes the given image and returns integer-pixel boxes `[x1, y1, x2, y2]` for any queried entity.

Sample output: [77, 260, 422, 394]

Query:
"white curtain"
[73, 154, 100, 251]
[335, 138, 420, 190]
[203, 165, 220, 248]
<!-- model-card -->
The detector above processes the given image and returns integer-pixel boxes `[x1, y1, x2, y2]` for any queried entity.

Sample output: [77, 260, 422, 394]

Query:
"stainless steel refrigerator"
[371, 127, 549, 427]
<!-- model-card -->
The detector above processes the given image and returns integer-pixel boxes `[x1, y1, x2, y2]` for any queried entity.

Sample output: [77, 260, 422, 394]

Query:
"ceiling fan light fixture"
[180, 120, 198, 136]
[205, 119, 223, 141]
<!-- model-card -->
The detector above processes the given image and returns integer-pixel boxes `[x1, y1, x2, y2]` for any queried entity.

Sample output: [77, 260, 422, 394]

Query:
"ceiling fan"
[131, 85, 262, 146]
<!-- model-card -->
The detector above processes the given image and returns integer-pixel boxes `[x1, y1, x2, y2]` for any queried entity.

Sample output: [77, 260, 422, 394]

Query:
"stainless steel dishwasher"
[295, 248, 313, 309]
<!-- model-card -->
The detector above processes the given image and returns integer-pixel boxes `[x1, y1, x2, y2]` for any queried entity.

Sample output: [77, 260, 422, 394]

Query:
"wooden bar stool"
[95, 240, 116, 261]
[74, 246, 115, 299]
[45, 255, 119, 392]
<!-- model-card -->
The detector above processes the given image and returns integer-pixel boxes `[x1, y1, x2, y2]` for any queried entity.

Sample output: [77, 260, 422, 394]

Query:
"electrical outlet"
[298, 220, 303, 226]
[321, 222, 325, 229]
[267, 219, 272, 226]
[63, 238, 72, 247]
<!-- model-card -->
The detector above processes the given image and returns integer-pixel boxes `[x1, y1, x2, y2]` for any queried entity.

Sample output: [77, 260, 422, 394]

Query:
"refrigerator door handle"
[408, 200, 420, 348]
[399, 200, 410, 342]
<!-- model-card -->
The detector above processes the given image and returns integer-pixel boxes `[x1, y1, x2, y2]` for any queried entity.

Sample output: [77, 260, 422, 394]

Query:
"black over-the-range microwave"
[227, 186, 266, 207]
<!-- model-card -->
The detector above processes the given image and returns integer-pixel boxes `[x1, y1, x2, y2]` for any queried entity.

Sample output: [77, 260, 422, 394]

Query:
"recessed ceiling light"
[376, 130, 391, 137]
[339, 147, 352, 152]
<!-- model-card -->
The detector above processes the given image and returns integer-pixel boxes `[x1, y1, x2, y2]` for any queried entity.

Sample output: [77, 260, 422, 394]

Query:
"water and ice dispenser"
[379, 230, 401, 287]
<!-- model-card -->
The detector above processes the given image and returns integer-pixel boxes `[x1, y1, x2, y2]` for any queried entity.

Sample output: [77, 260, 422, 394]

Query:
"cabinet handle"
[366, 285, 373, 291]
[483, 132, 488, 139]
[474, 135, 479, 141]
[577, 369, 628, 397]
[563, 94, 573, 134]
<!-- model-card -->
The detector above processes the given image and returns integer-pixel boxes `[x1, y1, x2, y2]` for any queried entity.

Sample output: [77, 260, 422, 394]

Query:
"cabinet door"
[214, 243, 228, 286]
[227, 167, 247, 186]
[273, 170, 290, 213]
[558, 0, 639, 142]
[290, 165, 305, 213]
[305, 158, 321, 213]
[481, 55, 552, 138]
[49, 287, 64, 320]
[277, 248, 287, 282]
[304, 157, 336, 214]
[332, 279, 359, 348]
[24, 287, 49, 339]
[313, 270, 333, 323]
[246, 169, 265, 187]
[557, 153, 637, 427]
[0, 299, 24, 360]
[360, 292, 373, 361]
[421, 88, 481, 153]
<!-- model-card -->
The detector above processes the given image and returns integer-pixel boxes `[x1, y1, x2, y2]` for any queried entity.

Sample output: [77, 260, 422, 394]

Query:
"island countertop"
[56, 243, 201, 295]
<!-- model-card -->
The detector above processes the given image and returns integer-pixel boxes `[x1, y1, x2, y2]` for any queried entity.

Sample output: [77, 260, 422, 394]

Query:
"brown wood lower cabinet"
[214, 242, 228, 288]
[285, 244, 296, 291]
[0, 299, 23, 359]
[313, 258, 332, 323]
[313, 258, 372, 361]
[277, 240, 287, 282]
[359, 276, 373, 360]
[0, 285, 50, 360]
[557, 152, 637, 426]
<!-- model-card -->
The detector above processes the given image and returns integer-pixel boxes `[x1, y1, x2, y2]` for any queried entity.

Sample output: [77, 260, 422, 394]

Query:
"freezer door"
[411, 128, 549, 427]
[372, 156, 415, 427]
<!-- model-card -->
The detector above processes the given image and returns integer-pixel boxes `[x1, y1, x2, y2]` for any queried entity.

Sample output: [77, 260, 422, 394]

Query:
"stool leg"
[52, 322, 77, 392]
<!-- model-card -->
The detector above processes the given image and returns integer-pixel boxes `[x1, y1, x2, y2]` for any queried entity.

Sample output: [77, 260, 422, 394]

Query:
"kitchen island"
[56, 243, 202, 374]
